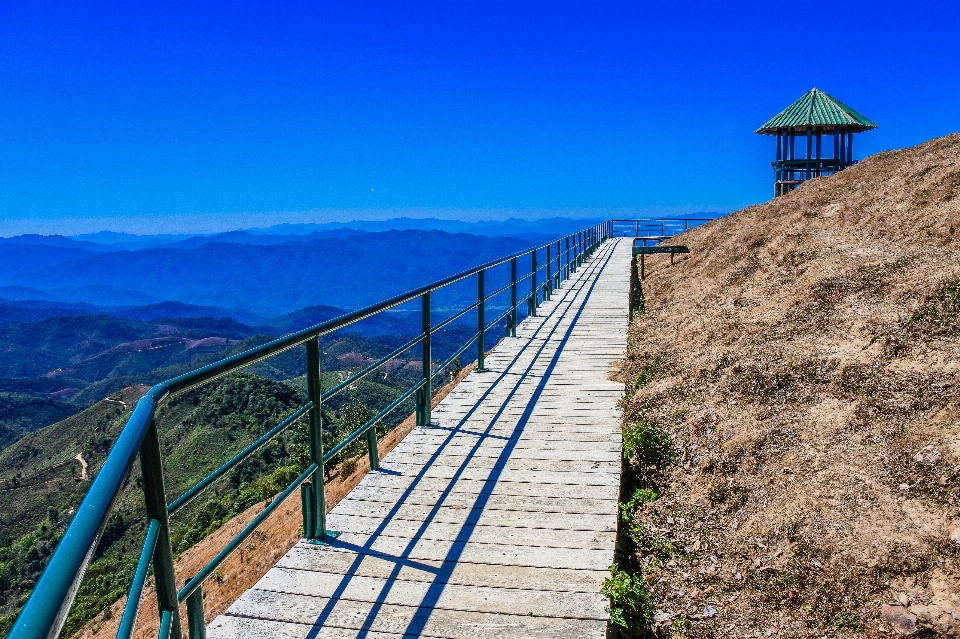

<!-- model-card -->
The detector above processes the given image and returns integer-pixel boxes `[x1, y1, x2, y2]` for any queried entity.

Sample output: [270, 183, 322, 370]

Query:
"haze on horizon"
[1, 1, 957, 236]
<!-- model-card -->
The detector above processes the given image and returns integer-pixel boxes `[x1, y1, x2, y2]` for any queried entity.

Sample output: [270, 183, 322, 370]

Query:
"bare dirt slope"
[621, 133, 960, 637]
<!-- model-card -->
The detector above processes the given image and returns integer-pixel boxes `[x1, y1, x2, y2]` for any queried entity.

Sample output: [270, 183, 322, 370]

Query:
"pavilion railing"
[10, 222, 616, 639]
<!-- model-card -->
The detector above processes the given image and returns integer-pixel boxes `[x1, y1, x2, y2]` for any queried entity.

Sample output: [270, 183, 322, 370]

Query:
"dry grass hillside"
[619, 133, 960, 638]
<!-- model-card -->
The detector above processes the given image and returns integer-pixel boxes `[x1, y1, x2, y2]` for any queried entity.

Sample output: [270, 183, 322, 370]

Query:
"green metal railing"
[610, 217, 713, 238]
[10, 222, 614, 639]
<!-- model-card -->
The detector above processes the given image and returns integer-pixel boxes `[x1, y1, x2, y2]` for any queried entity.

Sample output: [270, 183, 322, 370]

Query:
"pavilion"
[757, 88, 877, 196]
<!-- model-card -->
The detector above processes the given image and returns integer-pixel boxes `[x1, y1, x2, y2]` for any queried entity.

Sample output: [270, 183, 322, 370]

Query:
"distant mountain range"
[0, 297, 420, 334]
[0, 215, 724, 321]
[62, 217, 614, 249]
[0, 229, 544, 315]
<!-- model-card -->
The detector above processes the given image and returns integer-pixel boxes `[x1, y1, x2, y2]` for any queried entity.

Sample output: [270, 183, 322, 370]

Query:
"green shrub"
[907, 279, 960, 338]
[601, 563, 653, 630]
[629, 522, 678, 560]
[630, 355, 664, 395]
[622, 418, 674, 469]
[619, 488, 657, 525]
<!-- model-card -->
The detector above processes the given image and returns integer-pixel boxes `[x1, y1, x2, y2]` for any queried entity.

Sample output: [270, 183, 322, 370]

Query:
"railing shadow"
[299, 240, 618, 638]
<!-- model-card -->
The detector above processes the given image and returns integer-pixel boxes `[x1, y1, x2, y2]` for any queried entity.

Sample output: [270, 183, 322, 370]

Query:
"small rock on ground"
[882, 604, 919, 635]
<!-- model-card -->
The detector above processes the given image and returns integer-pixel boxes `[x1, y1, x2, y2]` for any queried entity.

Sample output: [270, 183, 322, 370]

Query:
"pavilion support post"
[789, 132, 796, 185]
[839, 127, 846, 169]
[816, 132, 822, 176]
[834, 129, 840, 165]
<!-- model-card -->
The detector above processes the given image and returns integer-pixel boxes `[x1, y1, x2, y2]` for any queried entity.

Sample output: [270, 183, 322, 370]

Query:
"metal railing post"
[366, 424, 380, 471]
[139, 420, 182, 639]
[300, 481, 314, 540]
[564, 236, 570, 279]
[545, 245, 551, 300]
[509, 257, 517, 337]
[530, 250, 538, 317]
[477, 269, 487, 371]
[417, 292, 432, 426]
[186, 581, 205, 639]
[555, 240, 561, 288]
[305, 337, 332, 541]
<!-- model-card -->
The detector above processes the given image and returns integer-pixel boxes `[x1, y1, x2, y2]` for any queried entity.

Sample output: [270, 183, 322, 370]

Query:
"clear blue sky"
[1, 1, 957, 235]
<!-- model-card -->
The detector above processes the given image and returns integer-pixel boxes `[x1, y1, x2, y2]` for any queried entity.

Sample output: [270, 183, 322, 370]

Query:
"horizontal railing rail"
[11, 221, 615, 639]
[610, 217, 714, 237]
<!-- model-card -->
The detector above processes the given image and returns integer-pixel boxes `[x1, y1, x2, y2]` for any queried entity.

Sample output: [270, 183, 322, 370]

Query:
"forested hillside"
[0, 306, 485, 635]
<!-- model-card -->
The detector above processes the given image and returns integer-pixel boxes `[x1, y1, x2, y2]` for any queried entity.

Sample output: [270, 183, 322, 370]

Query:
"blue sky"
[1, 1, 957, 235]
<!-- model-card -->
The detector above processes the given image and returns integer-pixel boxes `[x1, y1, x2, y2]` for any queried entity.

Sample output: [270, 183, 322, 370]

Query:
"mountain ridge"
[0, 229, 542, 314]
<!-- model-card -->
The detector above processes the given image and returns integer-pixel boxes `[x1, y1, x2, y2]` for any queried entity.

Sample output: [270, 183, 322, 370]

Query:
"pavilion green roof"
[756, 88, 878, 135]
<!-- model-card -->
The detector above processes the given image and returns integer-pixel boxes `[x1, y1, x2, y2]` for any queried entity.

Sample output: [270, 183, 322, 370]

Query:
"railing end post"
[366, 426, 380, 471]
[185, 580, 206, 639]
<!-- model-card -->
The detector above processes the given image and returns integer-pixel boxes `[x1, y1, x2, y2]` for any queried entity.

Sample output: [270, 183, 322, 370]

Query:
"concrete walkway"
[208, 238, 631, 639]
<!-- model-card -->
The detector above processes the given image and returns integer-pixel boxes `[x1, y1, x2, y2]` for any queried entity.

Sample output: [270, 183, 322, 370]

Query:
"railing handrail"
[609, 217, 715, 221]
[11, 221, 615, 639]
[152, 226, 617, 400]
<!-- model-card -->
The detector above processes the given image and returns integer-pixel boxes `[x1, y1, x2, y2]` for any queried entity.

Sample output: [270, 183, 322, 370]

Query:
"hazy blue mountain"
[167, 228, 368, 249]
[45, 285, 161, 306]
[110, 301, 267, 325]
[0, 298, 264, 325]
[0, 286, 69, 302]
[0, 315, 248, 380]
[0, 244, 97, 281]
[58, 215, 722, 252]
[67, 230, 196, 250]
[0, 285, 163, 307]
[0, 301, 105, 327]
[266, 304, 420, 336]
[246, 216, 605, 237]
[0, 234, 117, 252]
[5, 230, 536, 316]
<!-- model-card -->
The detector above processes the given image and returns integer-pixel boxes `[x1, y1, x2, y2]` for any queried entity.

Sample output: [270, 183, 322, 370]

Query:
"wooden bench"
[632, 242, 690, 277]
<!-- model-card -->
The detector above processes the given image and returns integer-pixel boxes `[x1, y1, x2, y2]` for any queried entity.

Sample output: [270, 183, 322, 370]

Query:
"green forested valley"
[0, 312, 478, 635]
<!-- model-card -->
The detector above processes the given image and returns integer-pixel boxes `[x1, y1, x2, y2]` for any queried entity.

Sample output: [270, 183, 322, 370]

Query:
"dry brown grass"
[75, 362, 477, 639]
[620, 133, 960, 637]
